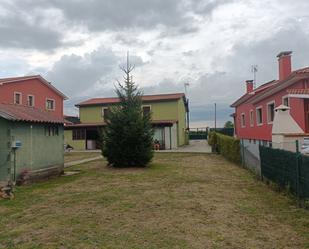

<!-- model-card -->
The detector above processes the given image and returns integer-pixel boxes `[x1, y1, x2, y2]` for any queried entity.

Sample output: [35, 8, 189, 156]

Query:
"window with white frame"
[282, 96, 289, 107]
[46, 99, 55, 110]
[250, 110, 254, 127]
[28, 95, 34, 107]
[267, 102, 275, 123]
[241, 113, 246, 127]
[14, 92, 22, 105]
[256, 107, 263, 125]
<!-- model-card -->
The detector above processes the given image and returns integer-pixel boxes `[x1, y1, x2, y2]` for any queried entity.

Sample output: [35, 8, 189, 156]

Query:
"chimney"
[246, 80, 254, 93]
[277, 51, 292, 81]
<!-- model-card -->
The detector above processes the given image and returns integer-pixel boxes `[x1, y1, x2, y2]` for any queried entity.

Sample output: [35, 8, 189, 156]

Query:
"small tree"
[101, 55, 154, 167]
[224, 121, 234, 128]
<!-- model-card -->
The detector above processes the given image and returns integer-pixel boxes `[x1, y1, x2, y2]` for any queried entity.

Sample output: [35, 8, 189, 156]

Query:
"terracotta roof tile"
[76, 93, 185, 106]
[287, 89, 309, 94]
[64, 120, 176, 128]
[232, 66, 309, 107]
[0, 103, 64, 124]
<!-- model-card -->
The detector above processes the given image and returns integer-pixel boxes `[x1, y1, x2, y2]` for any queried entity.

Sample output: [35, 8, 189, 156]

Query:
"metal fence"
[260, 143, 309, 200]
[210, 128, 234, 137]
[240, 139, 261, 175]
[189, 128, 208, 140]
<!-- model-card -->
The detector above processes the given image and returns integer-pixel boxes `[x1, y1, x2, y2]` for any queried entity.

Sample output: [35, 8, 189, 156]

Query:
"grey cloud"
[45, 47, 146, 99]
[13, 0, 230, 35]
[46, 48, 121, 97]
[0, 8, 62, 50]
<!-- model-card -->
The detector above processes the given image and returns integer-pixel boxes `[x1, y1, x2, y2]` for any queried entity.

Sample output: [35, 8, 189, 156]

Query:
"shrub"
[209, 132, 241, 164]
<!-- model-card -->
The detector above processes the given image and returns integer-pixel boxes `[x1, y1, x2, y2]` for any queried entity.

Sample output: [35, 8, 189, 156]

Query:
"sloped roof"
[64, 115, 80, 124]
[287, 88, 309, 95]
[0, 75, 68, 100]
[64, 120, 177, 128]
[231, 67, 309, 107]
[0, 103, 64, 124]
[230, 80, 277, 107]
[76, 93, 185, 107]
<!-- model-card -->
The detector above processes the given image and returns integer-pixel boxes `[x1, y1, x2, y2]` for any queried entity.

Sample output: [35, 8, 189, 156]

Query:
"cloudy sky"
[1, 0, 309, 127]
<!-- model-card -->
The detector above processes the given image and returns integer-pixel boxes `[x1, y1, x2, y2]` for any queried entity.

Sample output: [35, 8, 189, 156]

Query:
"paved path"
[157, 140, 211, 153]
[64, 156, 103, 168]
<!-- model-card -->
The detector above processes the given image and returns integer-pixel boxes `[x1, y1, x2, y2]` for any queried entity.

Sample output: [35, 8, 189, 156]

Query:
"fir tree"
[101, 54, 154, 167]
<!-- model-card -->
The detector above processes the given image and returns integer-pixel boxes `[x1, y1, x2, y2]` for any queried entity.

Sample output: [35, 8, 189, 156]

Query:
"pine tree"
[101, 54, 154, 167]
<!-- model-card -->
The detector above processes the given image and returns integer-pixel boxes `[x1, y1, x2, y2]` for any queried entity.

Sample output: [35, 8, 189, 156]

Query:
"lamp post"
[214, 103, 217, 131]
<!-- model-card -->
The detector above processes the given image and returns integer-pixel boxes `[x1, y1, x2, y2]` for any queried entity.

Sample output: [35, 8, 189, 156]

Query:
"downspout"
[169, 126, 172, 150]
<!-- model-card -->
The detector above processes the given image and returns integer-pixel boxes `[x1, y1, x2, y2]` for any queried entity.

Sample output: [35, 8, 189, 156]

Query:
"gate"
[189, 128, 208, 140]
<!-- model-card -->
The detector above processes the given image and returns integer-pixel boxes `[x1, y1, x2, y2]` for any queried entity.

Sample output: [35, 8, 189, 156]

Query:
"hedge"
[208, 132, 241, 164]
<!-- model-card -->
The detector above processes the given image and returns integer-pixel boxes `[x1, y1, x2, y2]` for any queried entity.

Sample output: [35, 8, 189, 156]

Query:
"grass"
[1, 153, 309, 248]
[64, 152, 101, 163]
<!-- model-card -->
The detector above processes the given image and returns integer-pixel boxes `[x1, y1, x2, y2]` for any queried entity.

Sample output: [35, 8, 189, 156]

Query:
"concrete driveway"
[158, 140, 211, 153]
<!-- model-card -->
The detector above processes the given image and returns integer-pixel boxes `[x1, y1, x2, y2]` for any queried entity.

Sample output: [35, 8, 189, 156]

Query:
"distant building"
[0, 75, 67, 119]
[64, 93, 189, 150]
[231, 51, 309, 145]
[0, 75, 67, 185]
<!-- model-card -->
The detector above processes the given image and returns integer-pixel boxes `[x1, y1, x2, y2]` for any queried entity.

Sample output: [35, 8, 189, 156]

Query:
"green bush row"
[208, 132, 241, 164]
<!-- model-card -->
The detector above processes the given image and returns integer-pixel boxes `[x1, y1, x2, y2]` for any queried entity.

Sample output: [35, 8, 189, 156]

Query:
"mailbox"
[12, 140, 22, 149]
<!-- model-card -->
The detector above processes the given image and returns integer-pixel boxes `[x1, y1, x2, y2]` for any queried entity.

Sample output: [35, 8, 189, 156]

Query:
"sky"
[1, 0, 309, 128]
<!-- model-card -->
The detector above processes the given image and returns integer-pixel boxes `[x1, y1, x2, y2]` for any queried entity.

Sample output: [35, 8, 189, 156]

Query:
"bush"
[208, 132, 217, 146]
[209, 132, 241, 164]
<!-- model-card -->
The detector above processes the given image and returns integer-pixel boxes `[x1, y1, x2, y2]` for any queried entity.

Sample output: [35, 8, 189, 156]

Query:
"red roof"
[0, 103, 64, 124]
[64, 120, 176, 128]
[231, 67, 309, 107]
[287, 89, 309, 94]
[76, 93, 185, 107]
[0, 75, 68, 100]
[230, 80, 277, 107]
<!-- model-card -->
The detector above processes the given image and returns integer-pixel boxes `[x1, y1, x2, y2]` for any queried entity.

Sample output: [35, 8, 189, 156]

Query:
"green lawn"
[1, 153, 309, 248]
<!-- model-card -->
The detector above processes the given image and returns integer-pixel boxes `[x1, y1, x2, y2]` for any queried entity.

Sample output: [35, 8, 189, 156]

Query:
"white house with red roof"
[231, 51, 309, 146]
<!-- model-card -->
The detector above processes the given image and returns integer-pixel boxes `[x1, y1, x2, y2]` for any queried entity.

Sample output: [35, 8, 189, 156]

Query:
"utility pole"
[214, 103, 217, 131]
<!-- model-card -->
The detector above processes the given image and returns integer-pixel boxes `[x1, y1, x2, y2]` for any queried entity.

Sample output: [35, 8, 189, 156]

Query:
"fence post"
[295, 140, 301, 207]
[241, 139, 245, 167]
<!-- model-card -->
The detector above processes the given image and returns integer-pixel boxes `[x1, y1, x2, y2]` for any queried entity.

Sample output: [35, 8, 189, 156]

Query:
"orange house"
[0, 75, 67, 119]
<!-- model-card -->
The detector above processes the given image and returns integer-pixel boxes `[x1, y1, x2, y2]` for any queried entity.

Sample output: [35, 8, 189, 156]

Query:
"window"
[256, 107, 263, 125]
[46, 99, 55, 110]
[250, 110, 254, 127]
[72, 129, 85, 140]
[142, 105, 151, 116]
[241, 113, 245, 127]
[282, 96, 289, 107]
[267, 102, 275, 123]
[28, 95, 34, 107]
[45, 126, 59, 136]
[14, 92, 22, 105]
[102, 107, 110, 121]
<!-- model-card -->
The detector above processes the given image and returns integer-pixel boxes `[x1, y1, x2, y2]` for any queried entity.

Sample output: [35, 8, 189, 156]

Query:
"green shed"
[0, 103, 64, 186]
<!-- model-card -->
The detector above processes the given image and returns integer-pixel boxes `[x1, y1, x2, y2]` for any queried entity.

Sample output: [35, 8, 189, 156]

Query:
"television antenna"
[251, 65, 258, 88]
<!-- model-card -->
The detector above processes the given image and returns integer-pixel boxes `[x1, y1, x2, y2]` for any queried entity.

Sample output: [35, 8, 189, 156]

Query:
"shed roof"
[76, 93, 185, 107]
[0, 103, 64, 124]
